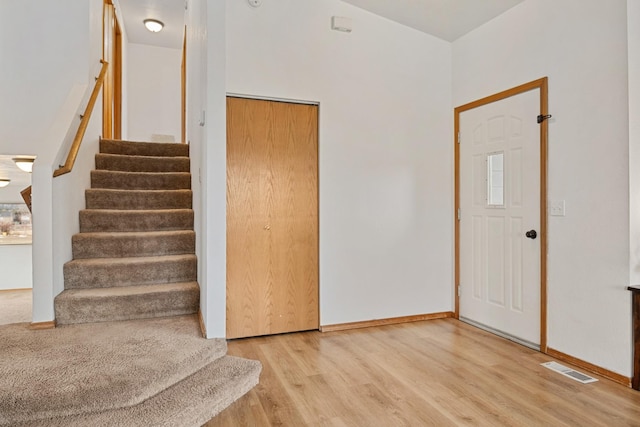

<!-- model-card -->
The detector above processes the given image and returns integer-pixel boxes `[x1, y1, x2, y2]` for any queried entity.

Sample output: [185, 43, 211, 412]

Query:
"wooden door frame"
[103, 0, 122, 139]
[114, 18, 122, 139]
[181, 27, 186, 144]
[454, 77, 549, 352]
[225, 95, 320, 338]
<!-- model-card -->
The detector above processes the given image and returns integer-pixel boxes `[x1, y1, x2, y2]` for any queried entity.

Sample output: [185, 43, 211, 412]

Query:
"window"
[0, 204, 32, 244]
[487, 152, 504, 207]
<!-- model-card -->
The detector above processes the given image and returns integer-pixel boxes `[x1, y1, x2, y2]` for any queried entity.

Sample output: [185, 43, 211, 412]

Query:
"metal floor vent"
[541, 362, 598, 384]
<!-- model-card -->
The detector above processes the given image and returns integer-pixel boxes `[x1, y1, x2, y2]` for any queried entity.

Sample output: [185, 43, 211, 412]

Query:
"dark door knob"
[525, 230, 537, 239]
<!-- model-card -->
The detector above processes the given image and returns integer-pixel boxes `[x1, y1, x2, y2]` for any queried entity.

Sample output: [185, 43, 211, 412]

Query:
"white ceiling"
[119, 0, 524, 49]
[341, 0, 525, 41]
[0, 156, 32, 196]
[118, 0, 186, 49]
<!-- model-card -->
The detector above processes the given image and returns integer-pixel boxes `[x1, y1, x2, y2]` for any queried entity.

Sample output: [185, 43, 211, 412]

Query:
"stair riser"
[60, 139, 200, 326]
[100, 139, 189, 157]
[91, 171, 191, 190]
[72, 232, 195, 259]
[85, 190, 192, 210]
[54, 288, 199, 325]
[79, 210, 194, 232]
[64, 257, 197, 289]
[95, 154, 190, 173]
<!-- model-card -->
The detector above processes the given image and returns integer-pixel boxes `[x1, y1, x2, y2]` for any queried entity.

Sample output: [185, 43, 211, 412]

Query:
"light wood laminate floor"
[206, 319, 640, 426]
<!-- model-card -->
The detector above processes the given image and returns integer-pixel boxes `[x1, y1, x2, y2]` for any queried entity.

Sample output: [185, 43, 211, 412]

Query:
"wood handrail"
[53, 60, 109, 177]
[21, 186, 32, 213]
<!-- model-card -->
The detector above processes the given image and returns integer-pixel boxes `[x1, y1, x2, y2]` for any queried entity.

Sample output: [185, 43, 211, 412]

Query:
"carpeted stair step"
[91, 170, 191, 190]
[0, 316, 240, 425]
[100, 138, 189, 157]
[95, 153, 190, 173]
[85, 189, 192, 210]
[64, 254, 197, 289]
[72, 230, 195, 259]
[9, 356, 262, 426]
[54, 282, 200, 325]
[79, 209, 194, 232]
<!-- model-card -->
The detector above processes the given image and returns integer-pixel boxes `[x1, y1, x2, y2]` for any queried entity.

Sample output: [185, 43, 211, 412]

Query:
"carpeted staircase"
[0, 316, 261, 426]
[55, 139, 199, 325]
[28, 139, 263, 425]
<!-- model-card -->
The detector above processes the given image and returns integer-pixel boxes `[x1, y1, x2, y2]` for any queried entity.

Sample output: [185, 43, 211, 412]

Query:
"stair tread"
[57, 281, 199, 298]
[73, 230, 195, 239]
[66, 253, 196, 266]
[86, 188, 192, 194]
[71, 229, 196, 259]
[79, 209, 194, 232]
[80, 208, 194, 214]
[91, 170, 191, 176]
[102, 138, 186, 144]
[96, 153, 189, 161]
[85, 189, 193, 210]
[90, 170, 192, 191]
[101, 138, 187, 145]
[100, 139, 189, 157]
[95, 153, 190, 173]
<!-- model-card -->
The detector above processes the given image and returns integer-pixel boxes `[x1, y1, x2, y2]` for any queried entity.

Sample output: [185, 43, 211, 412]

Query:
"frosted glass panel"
[487, 152, 504, 206]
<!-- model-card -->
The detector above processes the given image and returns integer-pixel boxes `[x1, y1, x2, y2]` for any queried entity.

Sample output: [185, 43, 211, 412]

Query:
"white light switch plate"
[549, 200, 565, 216]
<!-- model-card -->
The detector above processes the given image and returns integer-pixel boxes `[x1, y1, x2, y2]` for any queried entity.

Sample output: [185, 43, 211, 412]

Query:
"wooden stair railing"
[53, 60, 109, 177]
[21, 186, 32, 213]
[19, 61, 108, 214]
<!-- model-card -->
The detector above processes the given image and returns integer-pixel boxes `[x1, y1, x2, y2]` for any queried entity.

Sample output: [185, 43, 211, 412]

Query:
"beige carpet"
[0, 315, 261, 426]
[55, 139, 199, 326]
[0, 289, 32, 325]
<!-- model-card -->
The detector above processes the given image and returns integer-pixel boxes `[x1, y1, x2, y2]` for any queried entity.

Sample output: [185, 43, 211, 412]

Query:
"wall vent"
[541, 362, 598, 384]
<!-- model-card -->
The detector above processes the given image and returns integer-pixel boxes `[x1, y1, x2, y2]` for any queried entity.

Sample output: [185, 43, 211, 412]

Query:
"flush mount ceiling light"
[13, 157, 35, 173]
[0, 179, 10, 188]
[144, 19, 164, 33]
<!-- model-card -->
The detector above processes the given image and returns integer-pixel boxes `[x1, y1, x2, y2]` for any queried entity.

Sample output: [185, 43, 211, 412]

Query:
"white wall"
[0, 1, 90, 158]
[0, 179, 33, 291]
[1, 0, 104, 322]
[185, 0, 206, 334]
[185, 0, 227, 337]
[0, 245, 32, 290]
[453, 0, 631, 376]
[204, 0, 227, 338]
[629, 0, 640, 285]
[127, 43, 181, 142]
[47, 0, 105, 322]
[226, 0, 453, 326]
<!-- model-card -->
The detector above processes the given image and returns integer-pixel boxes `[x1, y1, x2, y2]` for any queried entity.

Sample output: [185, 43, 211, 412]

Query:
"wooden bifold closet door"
[226, 97, 319, 339]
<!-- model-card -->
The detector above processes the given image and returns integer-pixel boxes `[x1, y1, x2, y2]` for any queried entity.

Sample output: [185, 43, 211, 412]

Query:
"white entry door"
[459, 89, 541, 348]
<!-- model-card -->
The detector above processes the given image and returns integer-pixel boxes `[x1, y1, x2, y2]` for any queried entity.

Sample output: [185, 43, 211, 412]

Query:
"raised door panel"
[459, 89, 540, 346]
